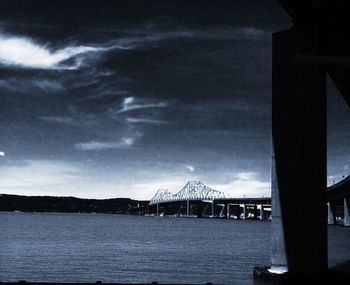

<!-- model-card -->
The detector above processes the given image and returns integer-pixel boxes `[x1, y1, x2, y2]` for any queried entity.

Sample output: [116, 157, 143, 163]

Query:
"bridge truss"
[149, 181, 226, 205]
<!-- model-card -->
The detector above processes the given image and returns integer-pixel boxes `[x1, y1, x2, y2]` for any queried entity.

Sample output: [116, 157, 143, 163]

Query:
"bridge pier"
[218, 204, 224, 218]
[211, 201, 215, 217]
[242, 204, 247, 219]
[270, 25, 328, 276]
[344, 198, 350, 227]
[253, 204, 258, 220]
[156, 203, 159, 216]
[260, 205, 264, 220]
[236, 205, 241, 220]
[226, 204, 230, 219]
[186, 200, 190, 217]
[327, 202, 335, 225]
[197, 201, 203, 218]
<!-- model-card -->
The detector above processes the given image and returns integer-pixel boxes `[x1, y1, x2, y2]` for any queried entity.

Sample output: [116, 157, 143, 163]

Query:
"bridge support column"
[327, 202, 335, 225]
[197, 201, 203, 218]
[186, 200, 190, 217]
[211, 201, 215, 217]
[270, 28, 328, 275]
[236, 205, 241, 220]
[253, 204, 258, 219]
[226, 204, 230, 219]
[242, 204, 246, 220]
[270, 152, 288, 273]
[260, 205, 264, 221]
[344, 198, 350, 227]
[156, 203, 159, 216]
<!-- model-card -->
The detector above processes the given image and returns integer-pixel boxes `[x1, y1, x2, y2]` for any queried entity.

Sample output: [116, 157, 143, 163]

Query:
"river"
[0, 212, 349, 284]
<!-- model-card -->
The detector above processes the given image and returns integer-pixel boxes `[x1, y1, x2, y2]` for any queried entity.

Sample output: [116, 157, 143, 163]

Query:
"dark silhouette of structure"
[255, 1, 350, 284]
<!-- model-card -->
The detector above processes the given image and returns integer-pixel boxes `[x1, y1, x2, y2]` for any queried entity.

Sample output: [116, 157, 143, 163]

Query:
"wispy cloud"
[38, 104, 98, 127]
[80, 90, 130, 101]
[31, 79, 65, 92]
[114, 26, 267, 50]
[126, 117, 167, 124]
[75, 137, 136, 151]
[118, 96, 167, 113]
[39, 116, 76, 125]
[0, 78, 65, 93]
[38, 114, 96, 127]
[185, 165, 195, 172]
[0, 25, 266, 70]
[0, 32, 125, 70]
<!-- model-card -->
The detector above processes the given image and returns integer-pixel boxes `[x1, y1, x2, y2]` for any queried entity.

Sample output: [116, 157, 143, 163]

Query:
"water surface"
[0, 212, 349, 284]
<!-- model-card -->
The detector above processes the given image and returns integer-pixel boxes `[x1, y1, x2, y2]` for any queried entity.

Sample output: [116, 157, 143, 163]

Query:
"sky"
[0, 0, 349, 200]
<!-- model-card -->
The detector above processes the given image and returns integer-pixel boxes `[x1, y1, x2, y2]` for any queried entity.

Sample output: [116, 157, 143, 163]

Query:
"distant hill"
[0, 194, 149, 214]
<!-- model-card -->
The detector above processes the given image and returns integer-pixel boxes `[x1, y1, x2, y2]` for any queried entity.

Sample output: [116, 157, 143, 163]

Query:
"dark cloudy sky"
[0, 0, 349, 199]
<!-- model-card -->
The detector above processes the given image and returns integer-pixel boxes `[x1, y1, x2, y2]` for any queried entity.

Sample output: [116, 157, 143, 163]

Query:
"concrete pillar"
[211, 201, 215, 217]
[226, 204, 230, 219]
[260, 205, 264, 221]
[253, 204, 258, 219]
[242, 204, 246, 220]
[344, 198, 350, 227]
[236, 205, 241, 220]
[327, 202, 335, 225]
[272, 28, 328, 274]
[270, 154, 288, 273]
[156, 203, 159, 216]
[219, 204, 225, 218]
[186, 200, 190, 217]
[197, 201, 203, 218]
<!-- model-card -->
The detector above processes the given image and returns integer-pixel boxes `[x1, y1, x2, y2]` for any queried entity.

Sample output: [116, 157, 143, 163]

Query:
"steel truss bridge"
[148, 181, 272, 219]
[149, 181, 226, 204]
[145, 177, 350, 222]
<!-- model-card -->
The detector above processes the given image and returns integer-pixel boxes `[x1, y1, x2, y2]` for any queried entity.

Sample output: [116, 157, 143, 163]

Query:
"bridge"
[327, 175, 350, 226]
[144, 177, 350, 223]
[148, 181, 271, 219]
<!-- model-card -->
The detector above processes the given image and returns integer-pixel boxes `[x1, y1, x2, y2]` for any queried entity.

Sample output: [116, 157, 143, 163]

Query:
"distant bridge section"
[149, 189, 174, 204]
[172, 181, 226, 201]
[327, 175, 350, 226]
[147, 178, 350, 223]
[148, 181, 271, 219]
[149, 181, 226, 205]
[327, 175, 350, 201]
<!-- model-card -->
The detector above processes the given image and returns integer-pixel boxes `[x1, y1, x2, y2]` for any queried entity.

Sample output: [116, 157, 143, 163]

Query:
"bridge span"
[143, 177, 350, 224]
[148, 181, 272, 219]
